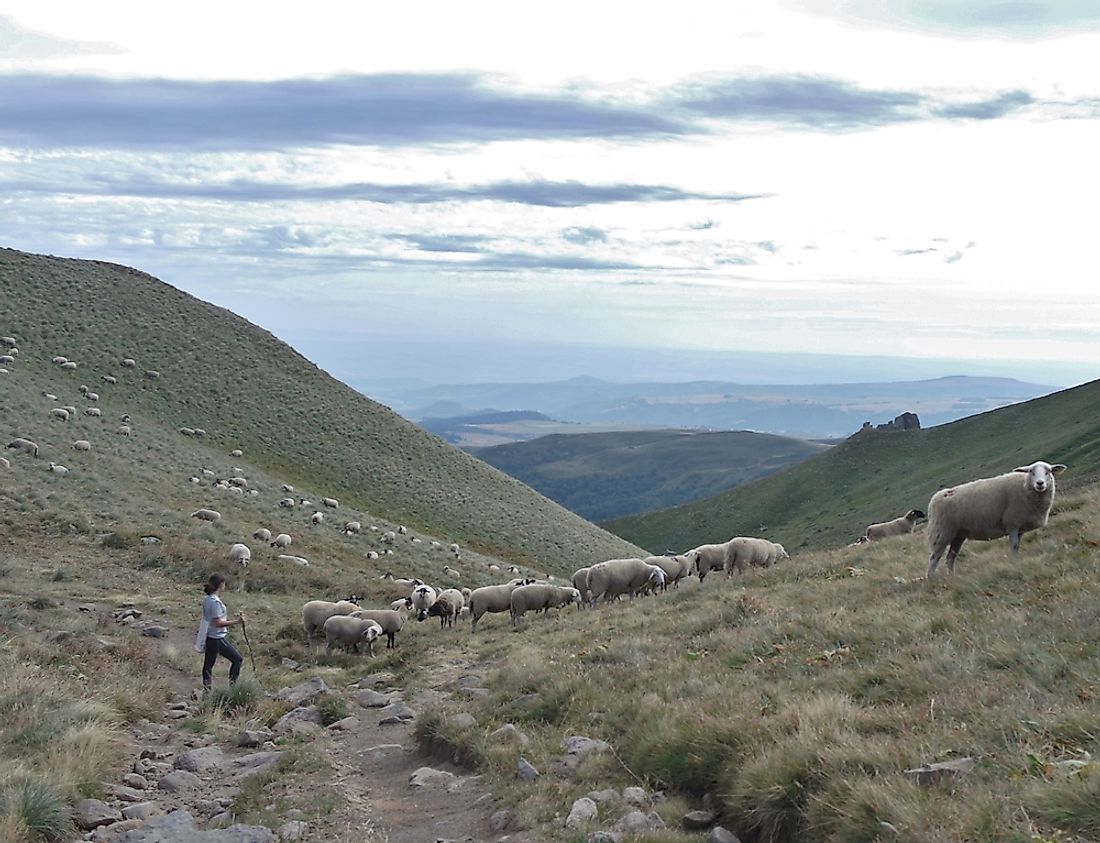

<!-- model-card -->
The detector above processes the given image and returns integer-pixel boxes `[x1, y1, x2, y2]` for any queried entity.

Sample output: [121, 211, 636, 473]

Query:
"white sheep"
[324, 615, 383, 656]
[278, 497, 295, 508]
[72, 440, 91, 452]
[310, 512, 324, 526]
[0, 457, 9, 469]
[62, 405, 77, 417]
[278, 554, 310, 566]
[189, 476, 201, 484]
[271, 533, 292, 549]
[425, 588, 466, 628]
[410, 584, 438, 621]
[380, 530, 397, 545]
[343, 521, 362, 535]
[47, 462, 69, 475]
[229, 543, 251, 567]
[253, 528, 271, 542]
[229, 449, 243, 457]
[144, 370, 160, 379]
[193, 428, 206, 437]
[42, 392, 57, 400]
[49, 408, 70, 422]
[865, 510, 926, 542]
[120, 358, 136, 368]
[52, 356, 68, 365]
[927, 461, 1067, 576]
[397, 525, 408, 535]
[721, 538, 780, 577]
[571, 567, 592, 608]
[229, 476, 248, 488]
[1, 336, 16, 346]
[84, 408, 101, 417]
[179, 427, 195, 437]
[102, 375, 118, 385]
[364, 551, 380, 560]
[587, 558, 665, 607]
[61, 361, 77, 370]
[0, 355, 14, 365]
[120, 414, 132, 424]
[302, 598, 362, 637]
[84, 392, 99, 402]
[281, 484, 294, 493]
[321, 497, 338, 509]
[6, 438, 40, 458]
[298, 498, 312, 507]
[350, 603, 409, 649]
[190, 508, 222, 522]
[510, 584, 581, 627]
[468, 579, 535, 631]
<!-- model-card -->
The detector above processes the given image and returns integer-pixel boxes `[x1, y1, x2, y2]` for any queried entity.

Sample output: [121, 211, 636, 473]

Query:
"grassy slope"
[605, 378, 1100, 554]
[473, 429, 826, 521]
[0, 247, 641, 571]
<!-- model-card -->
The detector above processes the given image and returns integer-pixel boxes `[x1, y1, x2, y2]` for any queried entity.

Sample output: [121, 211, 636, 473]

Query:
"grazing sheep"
[927, 461, 1067, 577]
[61, 405, 77, 417]
[0, 457, 8, 469]
[117, 424, 131, 436]
[442, 565, 461, 581]
[397, 525, 408, 535]
[721, 538, 779, 577]
[179, 427, 195, 437]
[683, 542, 734, 581]
[52, 356, 68, 365]
[343, 521, 362, 535]
[229, 476, 248, 488]
[278, 555, 310, 566]
[587, 558, 666, 607]
[78, 385, 89, 396]
[380, 530, 397, 545]
[643, 555, 691, 591]
[229, 449, 242, 458]
[351, 603, 409, 649]
[120, 358, 136, 368]
[229, 543, 251, 567]
[865, 509, 926, 542]
[1, 336, 15, 346]
[6, 438, 40, 458]
[571, 566, 592, 608]
[84, 392, 99, 402]
[468, 580, 535, 631]
[271, 533, 292, 549]
[190, 508, 222, 522]
[281, 484, 294, 493]
[324, 615, 383, 656]
[322, 497, 338, 509]
[84, 408, 101, 417]
[49, 408, 70, 422]
[72, 440, 91, 452]
[310, 512, 324, 526]
[61, 361, 77, 370]
[193, 428, 206, 437]
[47, 462, 69, 475]
[0, 355, 14, 365]
[449, 542, 460, 555]
[278, 497, 295, 509]
[510, 584, 581, 627]
[253, 528, 271, 542]
[410, 584, 438, 621]
[120, 414, 132, 424]
[144, 370, 160, 379]
[426, 588, 465, 628]
[302, 599, 362, 637]
[189, 476, 201, 484]
[102, 375, 118, 385]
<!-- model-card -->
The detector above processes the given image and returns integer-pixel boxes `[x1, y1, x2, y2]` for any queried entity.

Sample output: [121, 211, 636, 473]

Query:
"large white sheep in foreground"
[865, 509, 925, 542]
[351, 603, 409, 649]
[587, 558, 665, 607]
[510, 584, 581, 627]
[323, 615, 382, 656]
[469, 579, 535, 631]
[302, 598, 362, 636]
[926, 461, 1066, 576]
[571, 567, 592, 608]
[410, 584, 437, 621]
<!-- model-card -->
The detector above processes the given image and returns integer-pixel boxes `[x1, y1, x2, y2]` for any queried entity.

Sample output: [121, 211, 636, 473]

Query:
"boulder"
[683, 809, 719, 829]
[75, 798, 122, 830]
[277, 821, 307, 840]
[353, 689, 390, 708]
[587, 833, 622, 843]
[273, 706, 322, 735]
[622, 786, 647, 806]
[157, 770, 202, 792]
[225, 752, 284, 776]
[409, 767, 461, 793]
[274, 677, 329, 707]
[586, 789, 618, 803]
[488, 810, 514, 833]
[121, 802, 160, 821]
[327, 716, 359, 731]
[89, 818, 145, 841]
[174, 746, 224, 773]
[235, 730, 273, 748]
[111, 809, 276, 841]
[141, 625, 169, 638]
[449, 712, 477, 729]
[615, 810, 665, 833]
[563, 735, 610, 757]
[490, 723, 530, 747]
[516, 757, 540, 782]
[565, 797, 598, 829]
[710, 827, 743, 843]
[121, 773, 149, 790]
[904, 757, 975, 786]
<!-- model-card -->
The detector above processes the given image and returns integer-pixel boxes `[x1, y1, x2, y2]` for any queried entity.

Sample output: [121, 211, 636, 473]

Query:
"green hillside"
[605, 378, 1100, 554]
[474, 428, 828, 521]
[0, 247, 641, 571]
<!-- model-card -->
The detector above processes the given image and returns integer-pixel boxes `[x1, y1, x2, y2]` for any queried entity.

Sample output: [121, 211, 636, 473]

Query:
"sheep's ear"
[1052, 464, 1067, 474]
[1013, 466, 1030, 473]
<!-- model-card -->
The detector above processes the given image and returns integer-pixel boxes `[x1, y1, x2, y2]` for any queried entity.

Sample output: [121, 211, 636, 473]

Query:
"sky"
[1, 1, 1099, 387]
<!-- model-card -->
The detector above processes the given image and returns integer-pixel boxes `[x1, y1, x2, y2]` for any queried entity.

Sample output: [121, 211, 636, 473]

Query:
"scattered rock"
[140, 625, 169, 638]
[236, 730, 273, 748]
[109, 810, 275, 842]
[75, 798, 122, 830]
[587, 833, 622, 843]
[709, 827, 743, 843]
[586, 789, 619, 803]
[209, 810, 235, 827]
[108, 785, 147, 803]
[194, 800, 225, 818]
[164, 709, 188, 720]
[327, 716, 359, 731]
[133, 758, 158, 777]
[516, 757, 540, 782]
[78, 603, 98, 613]
[552, 754, 582, 780]
[490, 724, 530, 747]
[280, 658, 300, 671]
[904, 757, 976, 786]
[510, 693, 542, 709]
[455, 675, 483, 689]
[121, 802, 159, 821]
[44, 630, 72, 644]
[353, 689, 391, 708]
[683, 809, 719, 829]
[225, 752, 284, 776]
[563, 735, 610, 757]
[157, 770, 202, 792]
[409, 767, 460, 792]
[274, 677, 329, 707]
[174, 746, 224, 773]
[449, 712, 477, 730]
[614, 810, 665, 833]
[565, 797, 599, 828]
[121, 773, 148, 790]
[284, 809, 305, 820]
[273, 705, 322, 735]
[89, 819, 145, 841]
[488, 809, 514, 833]
[114, 608, 142, 623]
[458, 687, 490, 698]
[358, 672, 395, 688]
[277, 820, 307, 840]
[622, 786, 648, 806]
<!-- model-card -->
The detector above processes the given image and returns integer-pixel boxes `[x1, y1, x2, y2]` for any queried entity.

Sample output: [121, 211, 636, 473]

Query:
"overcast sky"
[2, 2, 1098, 386]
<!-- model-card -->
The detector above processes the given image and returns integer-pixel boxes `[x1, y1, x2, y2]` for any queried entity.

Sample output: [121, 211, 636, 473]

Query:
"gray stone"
[280, 658, 300, 671]
[363, 743, 403, 759]
[165, 709, 189, 720]
[78, 603, 98, 613]
[587, 833, 622, 843]
[378, 716, 405, 726]
[449, 712, 477, 729]
[455, 674, 482, 689]
[488, 810, 514, 834]
[157, 770, 202, 792]
[194, 800, 225, 818]
[510, 693, 542, 709]
[110, 785, 147, 803]
[614, 810, 665, 833]
[683, 809, 719, 829]
[121, 803, 159, 821]
[709, 827, 743, 843]
[235, 730, 272, 748]
[563, 735, 610, 757]
[90, 819, 144, 841]
[175, 747, 224, 773]
[904, 757, 976, 786]
[141, 626, 169, 638]
[111, 810, 275, 842]
[409, 767, 460, 792]
[586, 789, 618, 803]
[358, 672, 395, 688]
[490, 723, 529, 747]
[122, 774, 149, 790]
[273, 706, 322, 735]
[565, 797, 598, 829]
[458, 687, 490, 698]
[209, 811, 235, 828]
[133, 759, 158, 777]
[274, 677, 329, 707]
[353, 688, 390, 708]
[225, 752, 284, 776]
[622, 786, 647, 806]
[44, 630, 72, 644]
[283, 810, 304, 821]
[516, 757, 540, 782]
[327, 716, 359, 731]
[277, 821, 307, 841]
[75, 799, 122, 830]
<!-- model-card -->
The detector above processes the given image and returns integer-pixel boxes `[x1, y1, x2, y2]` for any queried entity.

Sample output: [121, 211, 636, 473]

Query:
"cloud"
[935, 90, 1034, 119]
[562, 226, 609, 244]
[0, 72, 687, 151]
[0, 15, 121, 59]
[393, 233, 490, 253]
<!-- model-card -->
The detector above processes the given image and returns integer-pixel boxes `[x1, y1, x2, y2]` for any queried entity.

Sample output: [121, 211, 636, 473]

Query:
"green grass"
[605, 378, 1100, 554]
[474, 429, 826, 521]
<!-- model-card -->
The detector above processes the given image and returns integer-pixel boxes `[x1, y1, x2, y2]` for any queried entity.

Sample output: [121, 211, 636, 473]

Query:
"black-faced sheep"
[271, 533, 292, 549]
[6, 438, 40, 458]
[926, 461, 1066, 576]
[229, 543, 251, 567]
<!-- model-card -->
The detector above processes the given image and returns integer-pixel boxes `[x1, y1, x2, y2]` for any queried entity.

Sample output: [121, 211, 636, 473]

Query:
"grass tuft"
[0, 776, 72, 843]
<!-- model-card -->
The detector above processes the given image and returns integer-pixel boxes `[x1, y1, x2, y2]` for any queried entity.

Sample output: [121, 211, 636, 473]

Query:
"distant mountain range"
[391, 375, 1055, 439]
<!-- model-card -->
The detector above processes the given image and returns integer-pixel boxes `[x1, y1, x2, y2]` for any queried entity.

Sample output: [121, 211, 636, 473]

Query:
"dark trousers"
[202, 636, 243, 689]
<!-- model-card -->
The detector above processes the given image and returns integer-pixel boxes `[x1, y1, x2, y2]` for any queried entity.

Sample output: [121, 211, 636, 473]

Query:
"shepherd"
[195, 572, 247, 693]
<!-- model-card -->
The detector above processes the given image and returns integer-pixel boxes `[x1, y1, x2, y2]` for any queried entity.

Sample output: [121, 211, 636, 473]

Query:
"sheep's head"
[647, 566, 667, 585]
[361, 622, 382, 643]
[1014, 461, 1067, 494]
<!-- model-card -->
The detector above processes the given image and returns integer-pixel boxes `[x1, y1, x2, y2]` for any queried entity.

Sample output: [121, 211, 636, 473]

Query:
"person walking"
[196, 572, 246, 693]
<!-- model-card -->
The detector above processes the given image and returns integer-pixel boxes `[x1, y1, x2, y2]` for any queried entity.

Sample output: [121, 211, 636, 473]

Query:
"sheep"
[229, 476, 248, 488]
[298, 498, 312, 507]
[684, 542, 733, 581]
[380, 530, 397, 545]
[62, 405, 77, 417]
[189, 476, 201, 484]
[302, 598, 362, 637]
[193, 428, 206, 437]
[410, 584, 438, 621]
[442, 565, 461, 581]
[0, 457, 8, 469]
[179, 427, 195, 437]
[190, 508, 221, 522]
[425, 588, 465, 628]
[643, 555, 691, 591]
[227, 486, 243, 495]
[5, 348, 16, 356]
[927, 461, 1067, 577]
[343, 521, 362, 535]
[253, 528, 272, 542]
[397, 525, 408, 535]
[84, 408, 101, 417]
[865, 509, 926, 542]
[271, 533, 292, 549]
[52, 356, 68, 365]
[79, 385, 89, 396]
[144, 370, 160, 379]
[0, 355, 14, 365]
[1, 336, 15, 346]
[310, 512, 324, 526]
[587, 558, 666, 607]
[364, 550, 380, 560]
[278, 497, 295, 509]
[322, 497, 338, 509]
[510, 584, 581, 627]
[72, 440, 91, 452]
[47, 462, 69, 475]
[120, 357, 136, 368]
[102, 375, 118, 385]
[571, 567, 592, 607]
[721, 538, 779, 577]
[49, 408, 70, 422]
[324, 615, 383, 656]
[229, 543, 251, 567]
[6, 438, 40, 458]
[278, 554, 310, 566]
[350, 603, 409, 649]
[117, 425, 132, 436]
[280, 483, 294, 493]
[449, 542, 460, 555]
[84, 392, 99, 402]
[120, 414, 132, 424]
[468, 580, 536, 631]
[229, 449, 243, 458]
[61, 361, 77, 370]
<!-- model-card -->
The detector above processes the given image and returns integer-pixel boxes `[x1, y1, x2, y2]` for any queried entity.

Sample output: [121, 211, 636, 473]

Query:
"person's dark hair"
[204, 573, 227, 595]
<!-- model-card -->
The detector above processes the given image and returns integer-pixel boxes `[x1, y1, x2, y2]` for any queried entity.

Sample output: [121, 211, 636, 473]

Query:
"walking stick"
[240, 616, 257, 675]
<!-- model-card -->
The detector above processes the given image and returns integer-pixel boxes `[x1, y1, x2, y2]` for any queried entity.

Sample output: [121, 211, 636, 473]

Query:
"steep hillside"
[474, 429, 828, 521]
[0, 247, 641, 570]
[606, 377, 1100, 553]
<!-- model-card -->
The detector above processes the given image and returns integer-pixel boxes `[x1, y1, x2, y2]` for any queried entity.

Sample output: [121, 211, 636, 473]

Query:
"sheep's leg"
[927, 539, 949, 577]
[945, 538, 965, 573]
[1008, 530, 1022, 554]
